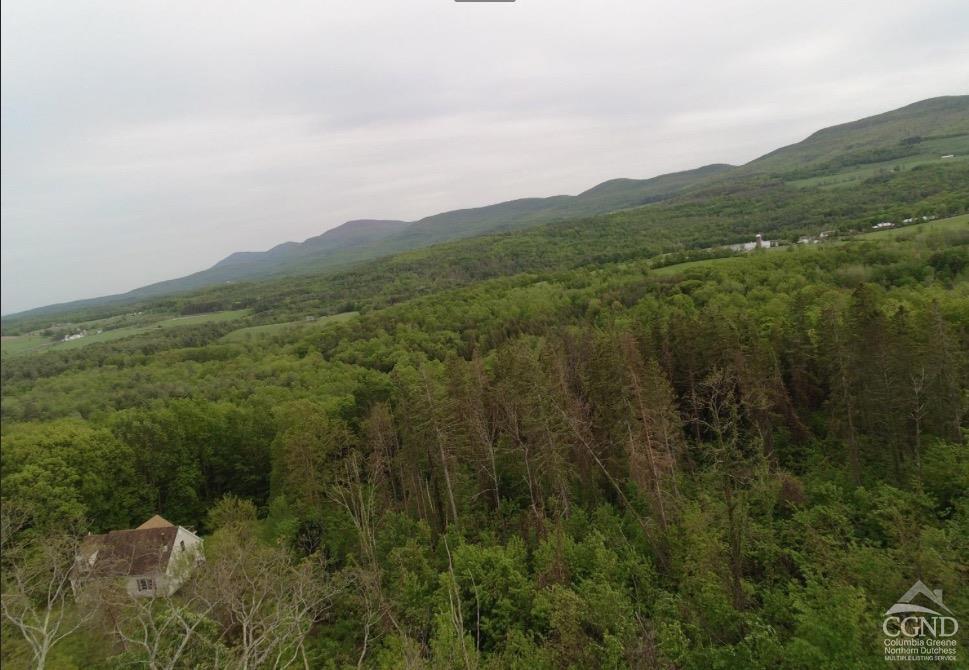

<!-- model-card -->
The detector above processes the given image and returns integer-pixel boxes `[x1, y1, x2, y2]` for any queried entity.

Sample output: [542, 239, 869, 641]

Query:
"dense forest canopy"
[2, 109, 969, 668]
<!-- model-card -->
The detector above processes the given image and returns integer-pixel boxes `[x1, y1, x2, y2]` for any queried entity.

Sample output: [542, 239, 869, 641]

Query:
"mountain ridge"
[5, 95, 967, 323]
[201, 162, 736, 281]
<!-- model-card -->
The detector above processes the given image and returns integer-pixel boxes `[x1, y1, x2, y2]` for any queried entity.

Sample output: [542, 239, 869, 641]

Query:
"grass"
[0, 333, 51, 356]
[155, 310, 250, 328]
[651, 254, 753, 276]
[788, 134, 969, 189]
[1, 310, 250, 358]
[854, 213, 969, 240]
[789, 155, 969, 189]
[221, 311, 359, 342]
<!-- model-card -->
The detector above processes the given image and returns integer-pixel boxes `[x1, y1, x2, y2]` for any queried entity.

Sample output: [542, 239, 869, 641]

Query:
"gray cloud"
[2, 0, 968, 313]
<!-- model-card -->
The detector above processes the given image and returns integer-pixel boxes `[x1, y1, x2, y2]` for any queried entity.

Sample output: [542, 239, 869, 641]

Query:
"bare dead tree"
[696, 368, 751, 610]
[330, 450, 410, 667]
[909, 366, 928, 475]
[195, 528, 338, 670]
[449, 355, 503, 511]
[620, 334, 684, 535]
[95, 582, 222, 670]
[420, 367, 460, 527]
[330, 451, 379, 565]
[364, 403, 404, 508]
[548, 357, 654, 543]
[0, 511, 94, 670]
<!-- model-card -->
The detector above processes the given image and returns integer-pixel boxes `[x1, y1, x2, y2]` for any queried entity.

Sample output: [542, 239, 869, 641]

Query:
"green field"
[648, 215, 969, 277]
[1, 310, 249, 358]
[220, 311, 359, 342]
[854, 213, 969, 239]
[789, 155, 968, 189]
[788, 134, 969, 189]
[0, 333, 51, 356]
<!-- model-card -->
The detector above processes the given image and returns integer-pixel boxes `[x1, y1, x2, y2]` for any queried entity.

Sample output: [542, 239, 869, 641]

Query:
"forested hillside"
[7, 95, 967, 324]
[744, 95, 969, 176]
[2, 154, 968, 667]
[3, 163, 733, 317]
[5, 160, 968, 341]
[3, 98, 969, 670]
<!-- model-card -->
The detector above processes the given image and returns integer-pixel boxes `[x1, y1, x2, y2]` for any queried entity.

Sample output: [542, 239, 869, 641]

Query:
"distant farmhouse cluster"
[797, 230, 836, 245]
[728, 233, 775, 252]
[872, 214, 936, 231]
[726, 212, 941, 252]
[74, 515, 203, 598]
[61, 328, 103, 342]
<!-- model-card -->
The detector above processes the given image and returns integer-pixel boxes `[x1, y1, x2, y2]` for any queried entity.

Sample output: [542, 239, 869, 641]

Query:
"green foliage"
[3, 137, 969, 667]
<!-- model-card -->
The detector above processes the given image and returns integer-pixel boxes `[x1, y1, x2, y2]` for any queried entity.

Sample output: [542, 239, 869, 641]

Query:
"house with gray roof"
[75, 515, 203, 597]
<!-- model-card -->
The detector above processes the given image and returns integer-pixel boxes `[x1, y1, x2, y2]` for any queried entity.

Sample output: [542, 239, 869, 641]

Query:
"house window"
[136, 577, 154, 592]
[180, 540, 186, 551]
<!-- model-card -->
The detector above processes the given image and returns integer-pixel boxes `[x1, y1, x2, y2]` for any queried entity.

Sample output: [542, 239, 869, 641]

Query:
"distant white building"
[941, 154, 954, 159]
[728, 233, 775, 252]
[75, 515, 203, 598]
[872, 222, 895, 230]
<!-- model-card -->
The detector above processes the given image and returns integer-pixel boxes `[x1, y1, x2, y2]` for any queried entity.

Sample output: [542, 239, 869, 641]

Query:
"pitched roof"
[136, 514, 175, 530]
[81, 526, 178, 576]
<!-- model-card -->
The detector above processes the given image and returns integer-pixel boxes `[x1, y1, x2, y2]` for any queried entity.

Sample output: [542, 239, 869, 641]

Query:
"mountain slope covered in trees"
[3, 210, 968, 668]
[2, 97, 969, 669]
[5, 163, 734, 318]
[743, 95, 969, 175]
[8, 94, 967, 323]
[6, 158, 967, 338]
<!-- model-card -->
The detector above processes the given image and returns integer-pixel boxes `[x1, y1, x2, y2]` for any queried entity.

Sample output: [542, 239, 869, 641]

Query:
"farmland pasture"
[854, 213, 969, 239]
[220, 311, 359, 342]
[1, 309, 250, 358]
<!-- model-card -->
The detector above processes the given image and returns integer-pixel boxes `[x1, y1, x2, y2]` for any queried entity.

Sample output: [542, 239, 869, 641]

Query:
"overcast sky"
[2, 0, 967, 314]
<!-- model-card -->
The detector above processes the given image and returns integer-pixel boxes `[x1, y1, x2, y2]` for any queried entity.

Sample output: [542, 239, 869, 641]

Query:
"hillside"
[3, 164, 733, 321]
[743, 95, 969, 177]
[4, 95, 969, 670]
[396, 162, 735, 241]
[4, 96, 968, 328]
[3, 188, 968, 668]
[127, 219, 413, 297]
[4, 159, 967, 340]
[153, 164, 740, 285]
[213, 219, 410, 270]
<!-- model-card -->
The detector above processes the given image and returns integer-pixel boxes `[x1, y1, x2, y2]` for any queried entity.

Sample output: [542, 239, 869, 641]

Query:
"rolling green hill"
[3, 163, 734, 321]
[743, 95, 969, 177]
[4, 96, 967, 330]
[5, 159, 966, 340]
[4, 161, 968, 669]
[141, 164, 739, 288]
[4, 93, 969, 670]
